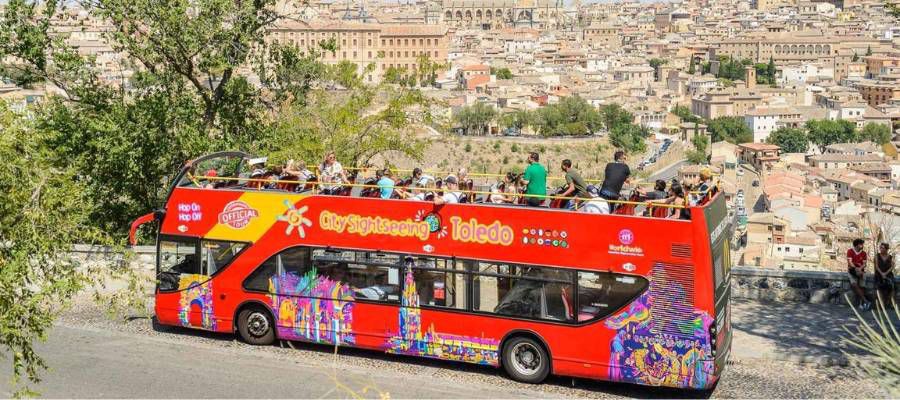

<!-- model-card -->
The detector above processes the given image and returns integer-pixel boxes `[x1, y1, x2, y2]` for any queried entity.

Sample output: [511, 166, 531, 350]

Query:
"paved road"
[647, 159, 686, 182]
[1, 297, 889, 399]
[1, 324, 543, 399]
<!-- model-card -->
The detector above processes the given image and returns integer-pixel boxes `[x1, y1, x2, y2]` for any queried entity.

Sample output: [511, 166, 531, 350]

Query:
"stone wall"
[731, 266, 899, 305]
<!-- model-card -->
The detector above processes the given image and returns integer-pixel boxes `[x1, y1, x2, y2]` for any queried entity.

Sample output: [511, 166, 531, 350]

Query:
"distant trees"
[499, 109, 531, 131]
[672, 104, 700, 123]
[531, 96, 602, 136]
[859, 123, 892, 145]
[491, 67, 513, 80]
[649, 58, 668, 80]
[600, 103, 647, 153]
[453, 102, 497, 135]
[806, 119, 858, 152]
[754, 57, 777, 85]
[716, 57, 753, 81]
[686, 133, 710, 164]
[766, 127, 809, 153]
[708, 116, 753, 144]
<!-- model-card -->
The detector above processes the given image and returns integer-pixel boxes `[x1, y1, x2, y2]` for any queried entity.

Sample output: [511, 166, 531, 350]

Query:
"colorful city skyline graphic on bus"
[385, 270, 500, 366]
[177, 274, 217, 330]
[605, 291, 714, 389]
[268, 269, 355, 345]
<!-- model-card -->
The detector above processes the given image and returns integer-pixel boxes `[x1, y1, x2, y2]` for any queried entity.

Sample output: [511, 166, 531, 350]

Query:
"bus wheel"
[237, 306, 275, 345]
[502, 336, 550, 384]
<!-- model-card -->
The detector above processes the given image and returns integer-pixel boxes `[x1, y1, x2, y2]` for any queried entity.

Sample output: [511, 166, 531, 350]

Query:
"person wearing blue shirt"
[377, 168, 395, 199]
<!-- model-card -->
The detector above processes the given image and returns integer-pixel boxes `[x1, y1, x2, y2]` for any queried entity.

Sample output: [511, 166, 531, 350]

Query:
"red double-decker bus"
[131, 152, 732, 390]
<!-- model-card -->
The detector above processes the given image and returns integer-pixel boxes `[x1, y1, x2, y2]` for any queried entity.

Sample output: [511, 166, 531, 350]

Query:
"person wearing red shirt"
[847, 238, 872, 311]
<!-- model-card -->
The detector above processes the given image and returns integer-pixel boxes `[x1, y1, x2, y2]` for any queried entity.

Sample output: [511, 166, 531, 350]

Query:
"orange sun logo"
[277, 200, 312, 238]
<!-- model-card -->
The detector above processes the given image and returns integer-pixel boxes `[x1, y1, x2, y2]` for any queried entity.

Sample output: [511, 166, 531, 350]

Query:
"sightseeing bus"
[131, 151, 732, 390]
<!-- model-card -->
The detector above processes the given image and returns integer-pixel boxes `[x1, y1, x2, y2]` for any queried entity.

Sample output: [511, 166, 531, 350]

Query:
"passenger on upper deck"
[489, 173, 520, 204]
[283, 159, 314, 181]
[377, 168, 395, 199]
[669, 184, 690, 220]
[691, 168, 713, 206]
[433, 175, 463, 205]
[318, 152, 348, 194]
[559, 159, 589, 210]
[521, 152, 547, 207]
[599, 151, 631, 210]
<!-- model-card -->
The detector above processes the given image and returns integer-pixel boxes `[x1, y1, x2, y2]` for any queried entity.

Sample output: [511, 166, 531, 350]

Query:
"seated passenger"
[579, 197, 610, 214]
[691, 168, 713, 206]
[283, 159, 314, 181]
[318, 152, 348, 194]
[560, 159, 590, 210]
[669, 184, 691, 220]
[377, 168, 395, 199]
[434, 175, 463, 205]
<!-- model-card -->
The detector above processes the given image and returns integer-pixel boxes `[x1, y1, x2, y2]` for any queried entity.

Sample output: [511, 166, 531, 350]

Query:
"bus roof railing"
[186, 174, 691, 209]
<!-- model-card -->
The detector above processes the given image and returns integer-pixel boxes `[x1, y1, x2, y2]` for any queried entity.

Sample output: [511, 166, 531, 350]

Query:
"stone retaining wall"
[731, 266, 899, 305]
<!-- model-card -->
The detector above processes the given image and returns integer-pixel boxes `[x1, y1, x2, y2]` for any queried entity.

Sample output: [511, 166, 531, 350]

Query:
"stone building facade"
[439, 0, 564, 29]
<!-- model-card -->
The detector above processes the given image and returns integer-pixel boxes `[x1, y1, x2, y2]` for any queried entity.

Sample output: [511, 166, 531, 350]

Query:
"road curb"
[732, 353, 850, 367]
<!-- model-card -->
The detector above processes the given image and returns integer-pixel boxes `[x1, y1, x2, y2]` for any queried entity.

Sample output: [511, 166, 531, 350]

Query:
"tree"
[767, 57, 776, 81]
[609, 123, 648, 153]
[688, 57, 696, 75]
[766, 127, 808, 153]
[686, 133, 710, 164]
[866, 45, 873, 56]
[415, 53, 448, 87]
[707, 116, 753, 144]
[490, 66, 513, 80]
[269, 73, 431, 166]
[453, 102, 497, 135]
[806, 119, 858, 152]
[599, 103, 634, 131]
[500, 109, 531, 130]
[649, 58, 667, 80]
[0, 101, 106, 396]
[530, 96, 601, 136]
[852, 52, 860, 62]
[672, 104, 699, 123]
[859, 123, 892, 145]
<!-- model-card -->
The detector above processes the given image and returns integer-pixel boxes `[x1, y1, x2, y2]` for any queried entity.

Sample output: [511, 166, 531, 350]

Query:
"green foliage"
[806, 119, 858, 151]
[649, 58, 667, 80]
[464, 142, 473, 152]
[867, 45, 873, 56]
[708, 116, 753, 144]
[453, 102, 497, 135]
[510, 143, 520, 153]
[531, 96, 601, 136]
[490, 66, 513, 80]
[499, 109, 531, 130]
[686, 133, 710, 164]
[716, 57, 751, 81]
[672, 104, 699, 123]
[0, 101, 107, 396]
[599, 103, 634, 131]
[688, 57, 696, 75]
[766, 127, 809, 153]
[859, 123, 892, 145]
[609, 123, 648, 153]
[269, 81, 429, 167]
[842, 299, 900, 398]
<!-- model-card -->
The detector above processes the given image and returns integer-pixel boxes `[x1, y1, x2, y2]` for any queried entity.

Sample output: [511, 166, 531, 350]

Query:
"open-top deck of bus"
[133, 151, 733, 391]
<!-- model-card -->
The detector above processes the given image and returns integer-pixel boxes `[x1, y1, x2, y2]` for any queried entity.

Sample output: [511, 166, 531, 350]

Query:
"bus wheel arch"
[499, 330, 552, 384]
[234, 301, 276, 345]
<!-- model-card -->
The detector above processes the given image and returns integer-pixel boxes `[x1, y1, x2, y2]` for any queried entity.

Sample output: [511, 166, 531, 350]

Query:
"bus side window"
[576, 271, 648, 322]
[158, 237, 199, 292]
[312, 249, 400, 303]
[243, 247, 311, 293]
[411, 257, 466, 310]
[200, 240, 247, 275]
[474, 263, 574, 322]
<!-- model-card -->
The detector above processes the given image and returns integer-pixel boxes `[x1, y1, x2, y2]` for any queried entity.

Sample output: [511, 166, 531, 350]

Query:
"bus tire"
[502, 336, 550, 384]
[237, 305, 275, 345]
